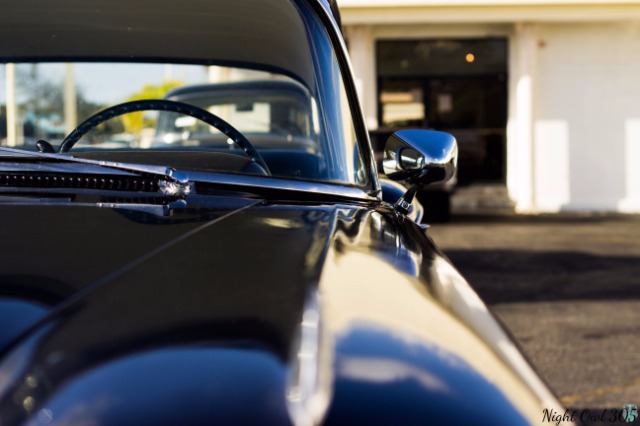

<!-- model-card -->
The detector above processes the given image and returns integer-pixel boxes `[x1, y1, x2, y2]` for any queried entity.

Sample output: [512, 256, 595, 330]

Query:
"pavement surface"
[427, 213, 640, 425]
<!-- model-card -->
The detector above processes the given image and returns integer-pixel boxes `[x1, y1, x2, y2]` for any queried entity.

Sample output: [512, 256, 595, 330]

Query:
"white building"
[340, 0, 640, 213]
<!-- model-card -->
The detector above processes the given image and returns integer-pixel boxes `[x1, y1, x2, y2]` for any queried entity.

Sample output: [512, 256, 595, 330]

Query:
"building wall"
[534, 22, 640, 212]
[341, 2, 640, 213]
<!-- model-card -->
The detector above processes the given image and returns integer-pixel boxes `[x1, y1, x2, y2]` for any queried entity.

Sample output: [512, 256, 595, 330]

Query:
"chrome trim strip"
[0, 199, 186, 217]
[186, 170, 378, 202]
[302, 0, 381, 198]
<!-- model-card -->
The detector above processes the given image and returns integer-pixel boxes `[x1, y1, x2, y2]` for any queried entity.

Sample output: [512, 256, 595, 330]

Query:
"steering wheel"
[58, 99, 271, 175]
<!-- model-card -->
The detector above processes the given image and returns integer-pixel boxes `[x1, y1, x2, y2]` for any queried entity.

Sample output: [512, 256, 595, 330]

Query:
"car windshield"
[0, 0, 369, 188]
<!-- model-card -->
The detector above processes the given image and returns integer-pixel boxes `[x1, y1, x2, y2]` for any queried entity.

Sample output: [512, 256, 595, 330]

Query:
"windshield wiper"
[0, 146, 191, 197]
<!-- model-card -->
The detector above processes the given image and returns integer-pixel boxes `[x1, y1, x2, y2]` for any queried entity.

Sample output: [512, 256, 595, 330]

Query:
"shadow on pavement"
[428, 213, 640, 418]
[447, 213, 640, 225]
[443, 249, 640, 304]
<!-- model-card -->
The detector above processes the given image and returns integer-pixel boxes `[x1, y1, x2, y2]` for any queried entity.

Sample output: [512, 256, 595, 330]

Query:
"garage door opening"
[375, 38, 508, 186]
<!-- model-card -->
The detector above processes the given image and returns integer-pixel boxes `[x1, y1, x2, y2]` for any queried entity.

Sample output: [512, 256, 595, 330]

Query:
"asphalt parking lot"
[428, 212, 640, 425]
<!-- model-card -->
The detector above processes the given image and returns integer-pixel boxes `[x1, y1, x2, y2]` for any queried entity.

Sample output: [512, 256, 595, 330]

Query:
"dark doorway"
[374, 38, 508, 185]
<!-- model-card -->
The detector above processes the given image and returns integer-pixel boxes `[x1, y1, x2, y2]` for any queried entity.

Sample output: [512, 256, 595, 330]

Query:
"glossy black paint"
[0, 188, 546, 425]
[0, 198, 322, 424]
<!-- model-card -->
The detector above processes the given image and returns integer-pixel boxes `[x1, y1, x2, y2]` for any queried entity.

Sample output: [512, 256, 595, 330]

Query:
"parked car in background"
[0, 0, 568, 425]
[157, 80, 316, 147]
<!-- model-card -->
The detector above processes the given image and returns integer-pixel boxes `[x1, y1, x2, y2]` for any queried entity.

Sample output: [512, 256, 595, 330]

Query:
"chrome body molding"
[186, 170, 379, 202]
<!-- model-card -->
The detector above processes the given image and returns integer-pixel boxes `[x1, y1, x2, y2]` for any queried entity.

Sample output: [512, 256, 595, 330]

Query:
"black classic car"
[0, 0, 567, 425]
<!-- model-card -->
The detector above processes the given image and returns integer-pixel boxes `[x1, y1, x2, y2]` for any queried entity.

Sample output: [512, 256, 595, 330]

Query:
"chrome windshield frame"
[302, 0, 381, 199]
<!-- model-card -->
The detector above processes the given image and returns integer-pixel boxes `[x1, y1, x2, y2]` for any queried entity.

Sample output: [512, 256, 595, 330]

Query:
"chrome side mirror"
[383, 129, 458, 215]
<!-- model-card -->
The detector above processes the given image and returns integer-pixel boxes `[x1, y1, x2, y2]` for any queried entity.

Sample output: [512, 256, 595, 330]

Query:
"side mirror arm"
[395, 185, 419, 216]
[383, 129, 458, 217]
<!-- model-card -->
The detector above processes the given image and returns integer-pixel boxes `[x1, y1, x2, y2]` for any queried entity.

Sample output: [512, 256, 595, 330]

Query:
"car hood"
[0, 195, 314, 353]
[0, 195, 329, 424]
[0, 194, 564, 425]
